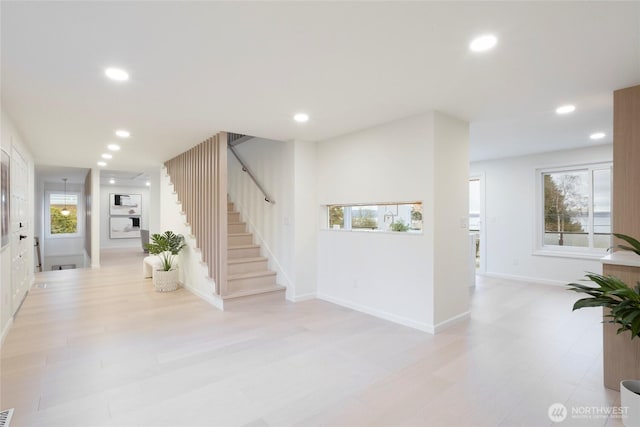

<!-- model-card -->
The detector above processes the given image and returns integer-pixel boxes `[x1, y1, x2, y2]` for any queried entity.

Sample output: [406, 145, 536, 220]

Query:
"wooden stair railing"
[164, 132, 228, 296]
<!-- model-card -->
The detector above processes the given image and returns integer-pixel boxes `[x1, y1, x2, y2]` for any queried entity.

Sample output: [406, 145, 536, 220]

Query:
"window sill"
[533, 248, 608, 261]
[47, 234, 82, 239]
[321, 228, 424, 236]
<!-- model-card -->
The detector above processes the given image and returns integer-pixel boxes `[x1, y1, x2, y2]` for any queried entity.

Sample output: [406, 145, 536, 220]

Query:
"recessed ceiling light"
[101, 153, 112, 159]
[293, 113, 309, 123]
[469, 34, 497, 52]
[590, 132, 606, 140]
[115, 130, 130, 138]
[109, 178, 115, 184]
[105, 67, 129, 81]
[107, 144, 120, 151]
[97, 161, 107, 167]
[146, 181, 151, 186]
[556, 104, 576, 115]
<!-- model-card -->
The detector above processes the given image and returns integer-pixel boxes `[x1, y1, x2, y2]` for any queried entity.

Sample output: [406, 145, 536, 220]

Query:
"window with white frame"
[46, 190, 82, 238]
[328, 202, 423, 233]
[538, 163, 612, 254]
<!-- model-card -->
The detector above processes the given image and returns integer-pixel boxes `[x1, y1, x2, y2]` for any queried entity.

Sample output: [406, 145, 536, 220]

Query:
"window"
[47, 191, 81, 237]
[538, 163, 611, 255]
[328, 202, 423, 233]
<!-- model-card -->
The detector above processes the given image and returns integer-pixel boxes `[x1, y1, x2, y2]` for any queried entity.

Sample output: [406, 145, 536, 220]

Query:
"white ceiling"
[35, 165, 89, 185]
[34, 165, 148, 187]
[99, 170, 150, 188]
[2, 1, 639, 172]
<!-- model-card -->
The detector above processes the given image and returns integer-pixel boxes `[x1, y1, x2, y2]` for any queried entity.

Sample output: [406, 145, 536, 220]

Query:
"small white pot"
[153, 269, 179, 292]
[621, 380, 640, 427]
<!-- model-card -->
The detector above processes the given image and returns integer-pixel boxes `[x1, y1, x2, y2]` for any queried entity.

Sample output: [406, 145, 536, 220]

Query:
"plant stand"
[153, 269, 179, 292]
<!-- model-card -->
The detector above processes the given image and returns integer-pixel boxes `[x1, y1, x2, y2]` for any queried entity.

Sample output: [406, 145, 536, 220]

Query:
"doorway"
[469, 175, 485, 273]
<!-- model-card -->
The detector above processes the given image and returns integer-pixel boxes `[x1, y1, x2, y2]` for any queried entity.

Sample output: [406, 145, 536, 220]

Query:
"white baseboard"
[287, 292, 316, 302]
[433, 310, 471, 333]
[479, 271, 567, 287]
[316, 293, 434, 333]
[1, 317, 13, 347]
[182, 282, 224, 311]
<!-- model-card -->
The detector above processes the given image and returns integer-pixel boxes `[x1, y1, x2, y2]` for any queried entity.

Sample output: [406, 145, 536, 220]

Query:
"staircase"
[225, 199, 285, 299]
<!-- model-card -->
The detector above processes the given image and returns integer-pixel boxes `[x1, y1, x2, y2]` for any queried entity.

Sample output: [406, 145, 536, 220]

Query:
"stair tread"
[229, 244, 260, 249]
[228, 232, 252, 236]
[228, 221, 246, 225]
[222, 285, 285, 300]
[228, 256, 268, 265]
[229, 270, 277, 280]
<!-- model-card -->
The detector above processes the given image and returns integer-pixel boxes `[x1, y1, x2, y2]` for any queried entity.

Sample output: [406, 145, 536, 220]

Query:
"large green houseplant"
[144, 231, 186, 292]
[568, 234, 640, 425]
[567, 233, 640, 339]
[144, 231, 186, 271]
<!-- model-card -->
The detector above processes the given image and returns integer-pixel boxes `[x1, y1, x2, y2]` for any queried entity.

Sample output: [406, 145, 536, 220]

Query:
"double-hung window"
[537, 163, 612, 256]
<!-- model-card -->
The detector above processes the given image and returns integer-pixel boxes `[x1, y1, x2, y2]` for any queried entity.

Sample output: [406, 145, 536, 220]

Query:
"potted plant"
[567, 233, 640, 426]
[144, 231, 186, 292]
[568, 233, 640, 336]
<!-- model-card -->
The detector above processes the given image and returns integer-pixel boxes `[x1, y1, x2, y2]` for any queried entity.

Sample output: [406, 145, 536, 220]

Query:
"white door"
[11, 146, 29, 312]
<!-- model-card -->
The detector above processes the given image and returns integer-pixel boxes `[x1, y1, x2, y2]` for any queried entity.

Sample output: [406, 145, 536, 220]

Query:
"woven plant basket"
[153, 269, 179, 292]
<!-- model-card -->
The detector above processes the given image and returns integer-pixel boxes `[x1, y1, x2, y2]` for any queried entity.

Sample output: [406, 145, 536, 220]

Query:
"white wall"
[292, 140, 319, 300]
[432, 111, 471, 326]
[90, 168, 101, 267]
[146, 167, 162, 236]
[1, 109, 35, 343]
[316, 112, 470, 332]
[470, 144, 613, 285]
[227, 138, 296, 296]
[100, 184, 150, 249]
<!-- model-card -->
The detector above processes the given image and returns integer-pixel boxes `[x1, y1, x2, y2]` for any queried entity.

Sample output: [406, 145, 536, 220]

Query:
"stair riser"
[228, 259, 269, 275]
[228, 212, 241, 223]
[228, 274, 277, 291]
[228, 223, 246, 233]
[228, 247, 261, 259]
[228, 234, 253, 246]
[227, 202, 235, 212]
[222, 287, 285, 300]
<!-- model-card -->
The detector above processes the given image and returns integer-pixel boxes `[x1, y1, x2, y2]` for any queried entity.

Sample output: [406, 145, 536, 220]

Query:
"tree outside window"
[541, 165, 611, 250]
[50, 193, 78, 234]
[544, 171, 587, 245]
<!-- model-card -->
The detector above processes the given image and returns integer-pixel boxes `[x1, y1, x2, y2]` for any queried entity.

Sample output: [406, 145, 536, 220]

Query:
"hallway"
[1, 255, 622, 426]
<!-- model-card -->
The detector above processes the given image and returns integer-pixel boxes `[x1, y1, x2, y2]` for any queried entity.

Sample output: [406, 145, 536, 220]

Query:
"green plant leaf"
[613, 233, 640, 256]
[573, 297, 615, 310]
[632, 315, 640, 338]
[146, 231, 185, 269]
[568, 267, 640, 341]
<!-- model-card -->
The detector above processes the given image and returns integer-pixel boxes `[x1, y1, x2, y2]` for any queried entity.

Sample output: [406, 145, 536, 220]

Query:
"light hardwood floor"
[1, 249, 624, 426]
